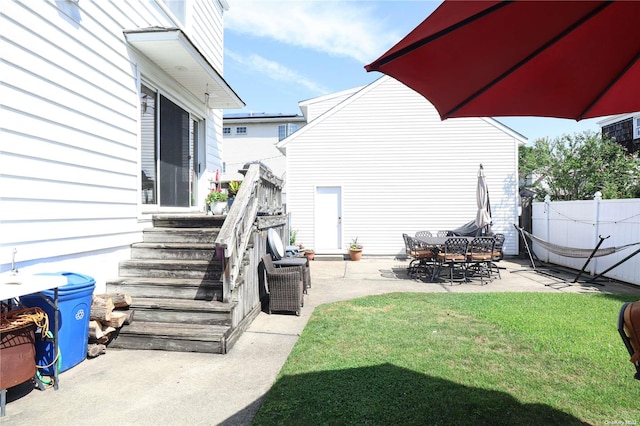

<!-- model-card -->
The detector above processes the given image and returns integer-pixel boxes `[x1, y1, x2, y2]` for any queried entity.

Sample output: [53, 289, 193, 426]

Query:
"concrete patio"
[4, 256, 639, 425]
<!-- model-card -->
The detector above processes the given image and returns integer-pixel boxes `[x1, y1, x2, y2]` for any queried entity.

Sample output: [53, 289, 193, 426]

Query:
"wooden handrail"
[214, 163, 283, 302]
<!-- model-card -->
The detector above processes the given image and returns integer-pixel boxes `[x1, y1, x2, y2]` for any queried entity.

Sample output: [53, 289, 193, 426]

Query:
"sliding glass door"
[140, 84, 199, 208]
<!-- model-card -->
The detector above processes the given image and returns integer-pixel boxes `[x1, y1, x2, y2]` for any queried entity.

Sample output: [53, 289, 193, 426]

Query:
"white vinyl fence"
[531, 194, 640, 286]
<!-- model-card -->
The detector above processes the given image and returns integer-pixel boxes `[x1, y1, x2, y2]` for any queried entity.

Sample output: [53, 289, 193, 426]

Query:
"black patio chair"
[415, 231, 432, 238]
[435, 237, 469, 285]
[489, 233, 505, 279]
[403, 234, 436, 279]
[467, 237, 495, 285]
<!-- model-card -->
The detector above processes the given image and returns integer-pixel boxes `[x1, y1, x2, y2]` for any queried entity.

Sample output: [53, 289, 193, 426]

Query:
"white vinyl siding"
[300, 86, 363, 122]
[284, 77, 523, 256]
[0, 0, 227, 291]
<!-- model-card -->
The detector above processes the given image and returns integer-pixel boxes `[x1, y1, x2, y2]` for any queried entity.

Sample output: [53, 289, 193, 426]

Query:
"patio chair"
[262, 255, 303, 316]
[618, 301, 640, 380]
[466, 237, 495, 285]
[489, 233, 505, 279]
[437, 230, 450, 238]
[267, 228, 311, 293]
[435, 237, 469, 285]
[403, 234, 436, 279]
[415, 231, 432, 238]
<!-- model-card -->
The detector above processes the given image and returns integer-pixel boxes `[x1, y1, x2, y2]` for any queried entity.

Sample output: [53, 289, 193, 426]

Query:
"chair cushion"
[437, 253, 465, 261]
[267, 228, 285, 260]
[469, 253, 492, 261]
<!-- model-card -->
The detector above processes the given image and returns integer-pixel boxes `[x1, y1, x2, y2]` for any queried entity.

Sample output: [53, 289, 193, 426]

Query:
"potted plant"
[227, 180, 241, 209]
[349, 238, 363, 261]
[205, 189, 228, 215]
[304, 248, 315, 261]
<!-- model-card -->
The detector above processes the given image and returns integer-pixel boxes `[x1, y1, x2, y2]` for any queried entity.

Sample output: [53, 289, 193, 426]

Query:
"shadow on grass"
[247, 363, 589, 426]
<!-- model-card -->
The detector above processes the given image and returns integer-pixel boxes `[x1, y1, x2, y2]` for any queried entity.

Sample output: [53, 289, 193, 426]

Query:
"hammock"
[517, 227, 640, 258]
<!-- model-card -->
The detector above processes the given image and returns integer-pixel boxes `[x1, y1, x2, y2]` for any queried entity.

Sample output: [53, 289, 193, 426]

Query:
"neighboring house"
[599, 112, 640, 154]
[298, 86, 364, 123]
[1, 1, 243, 291]
[277, 76, 526, 257]
[221, 113, 305, 193]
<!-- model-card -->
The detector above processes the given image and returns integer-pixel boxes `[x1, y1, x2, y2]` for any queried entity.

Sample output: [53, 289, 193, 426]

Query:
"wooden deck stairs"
[106, 214, 239, 354]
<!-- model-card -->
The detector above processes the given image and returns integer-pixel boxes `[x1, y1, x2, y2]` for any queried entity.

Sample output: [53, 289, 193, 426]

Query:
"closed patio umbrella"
[475, 164, 491, 234]
[365, 1, 640, 121]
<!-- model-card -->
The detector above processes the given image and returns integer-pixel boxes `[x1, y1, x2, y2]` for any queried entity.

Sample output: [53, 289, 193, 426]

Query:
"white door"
[315, 187, 342, 252]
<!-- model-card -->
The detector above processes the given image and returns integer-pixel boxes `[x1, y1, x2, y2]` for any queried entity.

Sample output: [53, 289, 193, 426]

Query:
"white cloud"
[225, 0, 401, 64]
[226, 50, 330, 95]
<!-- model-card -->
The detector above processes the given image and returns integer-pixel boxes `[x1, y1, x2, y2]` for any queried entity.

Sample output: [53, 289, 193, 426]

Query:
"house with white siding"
[221, 113, 305, 198]
[0, 0, 243, 292]
[277, 76, 526, 257]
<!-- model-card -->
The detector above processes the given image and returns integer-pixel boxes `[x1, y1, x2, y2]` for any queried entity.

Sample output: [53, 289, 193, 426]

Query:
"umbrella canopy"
[475, 164, 492, 231]
[365, 1, 640, 121]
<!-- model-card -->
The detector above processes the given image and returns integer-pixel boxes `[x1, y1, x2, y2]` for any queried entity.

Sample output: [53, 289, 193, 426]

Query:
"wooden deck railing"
[214, 163, 285, 328]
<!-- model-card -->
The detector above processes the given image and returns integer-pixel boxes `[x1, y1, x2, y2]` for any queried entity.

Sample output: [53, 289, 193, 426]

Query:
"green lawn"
[253, 292, 639, 425]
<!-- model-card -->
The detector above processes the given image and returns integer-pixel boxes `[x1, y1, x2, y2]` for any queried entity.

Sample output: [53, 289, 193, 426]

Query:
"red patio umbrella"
[365, 1, 640, 121]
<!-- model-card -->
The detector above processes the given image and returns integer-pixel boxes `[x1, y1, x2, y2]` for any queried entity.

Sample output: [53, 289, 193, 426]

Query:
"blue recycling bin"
[20, 272, 95, 375]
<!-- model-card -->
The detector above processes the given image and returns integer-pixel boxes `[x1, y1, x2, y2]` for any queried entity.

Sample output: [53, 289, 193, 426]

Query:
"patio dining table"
[415, 235, 476, 247]
[414, 235, 498, 283]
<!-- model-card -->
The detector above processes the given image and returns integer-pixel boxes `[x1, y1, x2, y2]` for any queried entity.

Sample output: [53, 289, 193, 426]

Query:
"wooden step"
[142, 228, 219, 244]
[106, 277, 222, 300]
[109, 322, 230, 354]
[152, 214, 225, 228]
[118, 259, 222, 280]
[129, 298, 234, 325]
[130, 242, 217, 261]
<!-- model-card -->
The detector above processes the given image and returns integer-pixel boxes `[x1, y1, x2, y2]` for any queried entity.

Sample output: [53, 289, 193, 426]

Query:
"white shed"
[277, 76, 526, 257]
[0, 1, 242, 291]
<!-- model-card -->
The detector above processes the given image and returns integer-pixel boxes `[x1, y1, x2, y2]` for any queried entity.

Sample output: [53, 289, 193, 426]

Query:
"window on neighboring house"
[223, 127, 231, 135]
[236, 126, 247, 135]
[634, 116, 640, 140]
[278, 123, 299, 141]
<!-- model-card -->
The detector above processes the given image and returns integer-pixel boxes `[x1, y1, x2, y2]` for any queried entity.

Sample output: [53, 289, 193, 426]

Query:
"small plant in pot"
[226, 180, 241, 209]
[349, 237, 363, 261]
[205, 189, 228, 215]
[304, 248, 315, 261]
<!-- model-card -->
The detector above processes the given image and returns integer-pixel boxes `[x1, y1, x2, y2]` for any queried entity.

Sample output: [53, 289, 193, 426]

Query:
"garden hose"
[35, 330, 62, 386]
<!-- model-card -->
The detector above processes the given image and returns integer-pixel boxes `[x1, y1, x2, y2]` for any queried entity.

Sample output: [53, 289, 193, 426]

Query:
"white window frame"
[236, 126, 247, 135]
[634, 115, 640, 140]
[223, 127, 231, 135]
[278, 123, 299, 141]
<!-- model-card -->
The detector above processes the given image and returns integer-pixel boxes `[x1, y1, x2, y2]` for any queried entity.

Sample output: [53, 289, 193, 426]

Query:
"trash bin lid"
[35, 272, 95, 290]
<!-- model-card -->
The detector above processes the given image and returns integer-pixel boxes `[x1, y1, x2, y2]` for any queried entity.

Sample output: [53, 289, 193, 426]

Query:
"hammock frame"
[513, 224, 640, 286]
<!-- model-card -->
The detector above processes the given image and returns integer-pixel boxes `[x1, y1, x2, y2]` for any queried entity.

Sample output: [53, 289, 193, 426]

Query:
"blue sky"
[223, 0, 602, 143]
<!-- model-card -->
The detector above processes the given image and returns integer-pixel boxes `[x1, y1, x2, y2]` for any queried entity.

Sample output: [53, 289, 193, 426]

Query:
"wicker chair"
[267, 228, 311, 293]
[262, 255, 303, 316]
[435, 237, 469, 284]
[467, 237, 495, 285]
